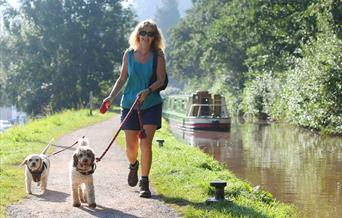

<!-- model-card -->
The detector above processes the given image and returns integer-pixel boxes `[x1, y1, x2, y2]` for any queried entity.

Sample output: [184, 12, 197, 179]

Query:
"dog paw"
[73, 203, 81, 207]
[88, 203, 96, 208]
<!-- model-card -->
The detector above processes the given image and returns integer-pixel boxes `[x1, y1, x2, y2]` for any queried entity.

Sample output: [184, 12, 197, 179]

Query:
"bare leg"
[124, 130, 139, 164]
[140, 125, 156, 176]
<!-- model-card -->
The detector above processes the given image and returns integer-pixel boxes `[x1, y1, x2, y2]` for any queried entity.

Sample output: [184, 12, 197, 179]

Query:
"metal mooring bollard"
[156, 139, 165, 147]
[206, 181, 228, 204]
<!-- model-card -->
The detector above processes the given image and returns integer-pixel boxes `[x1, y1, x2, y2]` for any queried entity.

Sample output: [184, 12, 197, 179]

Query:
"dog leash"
[137, 104, 147, 138]
[96, 95, 146, 162]
[46, 138, 82, 158]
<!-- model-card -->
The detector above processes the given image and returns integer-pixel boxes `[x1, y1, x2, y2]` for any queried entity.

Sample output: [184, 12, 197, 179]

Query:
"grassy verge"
[0, 109, 112, 217]
[117, 121, 298, 217]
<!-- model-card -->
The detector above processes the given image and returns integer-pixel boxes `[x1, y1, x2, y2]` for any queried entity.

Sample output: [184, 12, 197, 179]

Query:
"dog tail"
[78, 136, 89, 147]
[41, 138, 54, 155]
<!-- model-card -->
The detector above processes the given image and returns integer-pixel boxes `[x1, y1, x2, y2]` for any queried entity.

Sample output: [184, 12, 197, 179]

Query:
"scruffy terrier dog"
[21, 141, 52, 194]
[70, 136, 96, 208]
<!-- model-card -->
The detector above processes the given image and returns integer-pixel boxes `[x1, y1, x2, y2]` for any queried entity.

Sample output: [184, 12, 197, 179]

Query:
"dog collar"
[76, 163, 96, 175]
[29, 162, 47, 182]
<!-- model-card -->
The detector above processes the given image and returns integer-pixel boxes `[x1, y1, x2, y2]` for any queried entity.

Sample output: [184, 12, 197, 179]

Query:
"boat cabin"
[164, 91, 229, 118]
[163, 91, 230, 131]
[189, 91, 227, 117]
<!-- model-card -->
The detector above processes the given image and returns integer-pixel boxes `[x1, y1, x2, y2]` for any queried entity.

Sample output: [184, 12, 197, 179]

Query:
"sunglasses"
[139, 31, 155, 37]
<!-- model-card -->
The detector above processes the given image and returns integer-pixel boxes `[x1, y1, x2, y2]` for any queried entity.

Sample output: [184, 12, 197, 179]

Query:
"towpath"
[6, 115, 180, 218]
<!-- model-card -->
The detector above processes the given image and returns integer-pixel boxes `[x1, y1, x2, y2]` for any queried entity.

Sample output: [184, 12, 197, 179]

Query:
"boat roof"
[166, 91, 223, 99]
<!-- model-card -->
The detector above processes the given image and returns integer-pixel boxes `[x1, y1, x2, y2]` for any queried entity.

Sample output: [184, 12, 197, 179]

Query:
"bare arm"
[103, 50, 129, 104]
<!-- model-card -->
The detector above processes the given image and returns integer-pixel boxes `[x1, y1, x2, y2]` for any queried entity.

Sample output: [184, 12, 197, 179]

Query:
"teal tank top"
[120, 50, 163, 109]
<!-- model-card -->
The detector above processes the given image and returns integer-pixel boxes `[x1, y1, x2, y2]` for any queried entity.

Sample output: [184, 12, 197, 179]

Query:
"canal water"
[169, 121, 342, 218]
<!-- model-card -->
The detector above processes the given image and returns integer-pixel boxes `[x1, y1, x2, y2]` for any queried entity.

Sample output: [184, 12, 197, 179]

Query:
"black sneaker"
[139, 178, 151, 198]
[128, 161, 139, 187]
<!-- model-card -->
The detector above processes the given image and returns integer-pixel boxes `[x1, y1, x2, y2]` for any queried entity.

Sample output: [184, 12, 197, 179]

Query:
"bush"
[242, 71, 284, 121]
[283, 30, 342, 133]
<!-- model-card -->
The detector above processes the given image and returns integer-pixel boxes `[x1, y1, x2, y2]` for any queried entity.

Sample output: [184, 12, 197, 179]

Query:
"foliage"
[168, 0, 320, 87]
[283, 28, 342, 133]
[241, 3, 342, 133]
[154, 0, 180, 41]
[167, 0, 227, 81]
[242, 71, 285, 120]
[166, 0, 342, 133]
[0, 68, 8, 106]
[0, 0, 135, 115]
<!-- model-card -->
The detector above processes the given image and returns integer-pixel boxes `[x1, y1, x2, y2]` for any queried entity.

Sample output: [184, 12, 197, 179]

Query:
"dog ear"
[73, 153, 78, 167]
[20, 157, 28, 166]
[89, 150, 95, 163]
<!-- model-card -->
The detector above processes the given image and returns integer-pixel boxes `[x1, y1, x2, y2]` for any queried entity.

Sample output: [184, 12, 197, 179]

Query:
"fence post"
[89, 91, 93, 116]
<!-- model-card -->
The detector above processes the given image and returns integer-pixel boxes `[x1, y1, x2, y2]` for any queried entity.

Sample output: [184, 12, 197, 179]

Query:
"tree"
[154, 0, 180, 41]
[167, 0, 227, 81]
[166, 0, 342, 132]
[1, 0, 135, 115]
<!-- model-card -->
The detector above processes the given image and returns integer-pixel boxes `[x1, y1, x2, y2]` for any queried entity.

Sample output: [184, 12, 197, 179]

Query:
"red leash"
[96, 96, 146, 162]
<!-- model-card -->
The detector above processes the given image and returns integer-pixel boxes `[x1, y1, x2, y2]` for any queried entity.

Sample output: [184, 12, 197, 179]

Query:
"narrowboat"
[162, 91, 230, 131]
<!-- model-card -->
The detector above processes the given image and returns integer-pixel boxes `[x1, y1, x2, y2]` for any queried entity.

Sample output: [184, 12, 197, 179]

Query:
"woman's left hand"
[137, 88, 150, 104]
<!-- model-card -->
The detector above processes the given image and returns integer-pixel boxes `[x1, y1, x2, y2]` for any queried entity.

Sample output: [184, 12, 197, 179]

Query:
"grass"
[117, 121, 299, 217]
[0, 109, 112, 217]
[1, 109, 298, 217]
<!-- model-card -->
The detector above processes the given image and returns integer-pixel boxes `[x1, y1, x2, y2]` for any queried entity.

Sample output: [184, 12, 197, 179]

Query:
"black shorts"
[121, 103, 162, 130]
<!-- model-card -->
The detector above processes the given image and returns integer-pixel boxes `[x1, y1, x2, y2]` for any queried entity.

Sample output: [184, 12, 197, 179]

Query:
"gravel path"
[7, 116, 180, 218]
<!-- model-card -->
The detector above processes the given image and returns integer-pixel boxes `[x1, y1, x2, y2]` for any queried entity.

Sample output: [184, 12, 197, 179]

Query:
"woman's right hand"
[136, 88, 151, 104]
[102, 96, 113, 105]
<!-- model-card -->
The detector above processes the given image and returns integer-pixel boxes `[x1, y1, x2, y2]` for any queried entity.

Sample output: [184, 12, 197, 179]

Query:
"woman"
[102, 19, 166, 198]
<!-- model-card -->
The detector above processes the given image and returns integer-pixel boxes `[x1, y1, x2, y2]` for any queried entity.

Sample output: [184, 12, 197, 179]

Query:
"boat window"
[192, 106, 199, 116]
[200, 105, 211, 116]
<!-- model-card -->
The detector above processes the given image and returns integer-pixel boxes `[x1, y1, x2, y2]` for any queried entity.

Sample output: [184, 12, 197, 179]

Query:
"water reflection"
[169, 122, 342, 218]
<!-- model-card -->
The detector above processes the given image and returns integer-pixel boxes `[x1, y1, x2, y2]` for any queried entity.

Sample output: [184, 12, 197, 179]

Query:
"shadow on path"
[79, 204, 139, 218]
[35, 190, 69, 203]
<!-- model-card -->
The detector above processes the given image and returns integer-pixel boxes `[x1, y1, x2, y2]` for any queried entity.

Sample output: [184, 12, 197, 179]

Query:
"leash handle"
[96, 96, 142, 162]
[134, 96, 146, 139]
[137, 109, 146, 139]
[100, 100, 110, 114]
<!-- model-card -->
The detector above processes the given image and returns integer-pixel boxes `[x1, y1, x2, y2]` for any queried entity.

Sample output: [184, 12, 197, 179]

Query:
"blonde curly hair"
[128, 19, 165, 52]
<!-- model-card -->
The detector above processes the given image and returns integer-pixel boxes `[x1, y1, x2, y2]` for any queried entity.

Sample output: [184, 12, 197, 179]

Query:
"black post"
[156, 139, 165, 147]
[206, 181, 228, 204]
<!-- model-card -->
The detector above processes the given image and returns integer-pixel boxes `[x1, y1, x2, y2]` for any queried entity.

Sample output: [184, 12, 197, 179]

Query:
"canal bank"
[116, 119, 298, 217]
[170, 121, 342, 218]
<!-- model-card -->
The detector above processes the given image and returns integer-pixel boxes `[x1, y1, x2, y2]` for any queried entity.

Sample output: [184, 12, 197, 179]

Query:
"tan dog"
[69, 137, 96, 208]
[21, 141, 52, 194]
